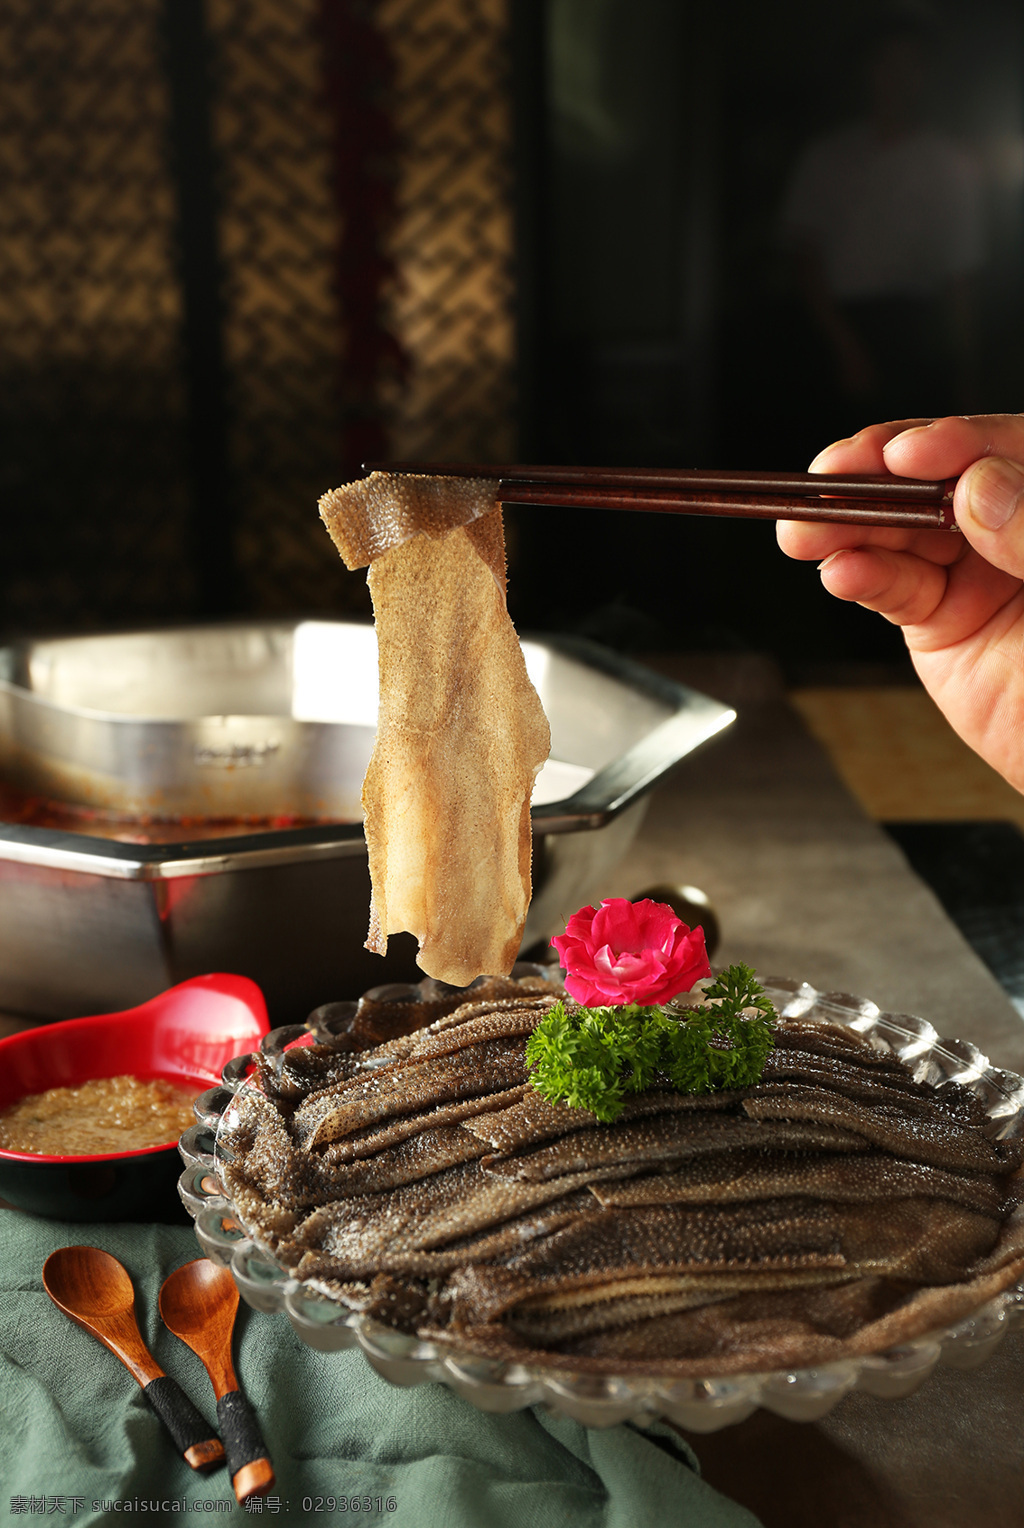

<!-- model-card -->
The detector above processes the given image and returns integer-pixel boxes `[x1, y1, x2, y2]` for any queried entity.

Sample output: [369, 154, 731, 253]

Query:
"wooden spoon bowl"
[44, 1245, 134, 1322]
[160, 1258, 240, 1360]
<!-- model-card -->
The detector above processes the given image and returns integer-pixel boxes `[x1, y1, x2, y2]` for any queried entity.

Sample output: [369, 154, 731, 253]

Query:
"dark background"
[1, 0, 1022, 673]
[511, 0, 1024, 664]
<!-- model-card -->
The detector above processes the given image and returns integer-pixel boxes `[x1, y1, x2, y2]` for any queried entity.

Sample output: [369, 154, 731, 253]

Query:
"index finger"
[808, 419, 933, 476]
[809, 414, 1024, 482]
[883, 414, 1024, 480]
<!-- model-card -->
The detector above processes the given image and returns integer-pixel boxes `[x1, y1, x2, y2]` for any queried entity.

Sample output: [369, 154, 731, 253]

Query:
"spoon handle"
[45, 1302, 226, 1472]
[216, 1389, 275, 1501]
[144, 1376, 227, 1471]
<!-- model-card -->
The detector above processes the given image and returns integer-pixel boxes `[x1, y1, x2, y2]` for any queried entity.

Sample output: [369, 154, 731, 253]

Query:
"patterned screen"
[0, 0, 194, 633]
[0, 0, 516, 634]
[204, 0, 353, 616]
[379, 0, 517, 465]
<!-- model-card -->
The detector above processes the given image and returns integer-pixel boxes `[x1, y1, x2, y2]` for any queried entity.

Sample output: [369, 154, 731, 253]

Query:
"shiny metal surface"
[0, 624, 733, 1022]
[0, 622, 729, 824]
[0, 622, 378, 818]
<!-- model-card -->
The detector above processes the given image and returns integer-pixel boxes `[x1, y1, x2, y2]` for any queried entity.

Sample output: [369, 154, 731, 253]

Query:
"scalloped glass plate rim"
[177, 971, 1024, 1431]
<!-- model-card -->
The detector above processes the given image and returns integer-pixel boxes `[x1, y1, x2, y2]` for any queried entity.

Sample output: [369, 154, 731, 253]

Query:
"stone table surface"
[604, 654, 1024, 1528]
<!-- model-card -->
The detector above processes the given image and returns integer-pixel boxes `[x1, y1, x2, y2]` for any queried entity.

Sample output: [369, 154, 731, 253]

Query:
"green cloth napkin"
[0, 1212, 763, 1528]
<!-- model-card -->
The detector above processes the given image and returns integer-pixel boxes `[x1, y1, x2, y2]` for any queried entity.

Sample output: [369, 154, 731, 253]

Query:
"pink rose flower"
[551, 897, 711, 1007]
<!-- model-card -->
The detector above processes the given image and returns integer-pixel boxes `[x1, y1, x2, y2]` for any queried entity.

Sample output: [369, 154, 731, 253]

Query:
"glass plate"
[177, 972, 1024, 1432]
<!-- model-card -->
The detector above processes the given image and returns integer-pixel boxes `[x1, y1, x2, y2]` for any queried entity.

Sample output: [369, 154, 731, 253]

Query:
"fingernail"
[818, 551, 844, 572]
[891, 423, 932, 441]
[808, 441, 850, 473]
[879, 424, 930, 463]
[966, 458, 1024, 530]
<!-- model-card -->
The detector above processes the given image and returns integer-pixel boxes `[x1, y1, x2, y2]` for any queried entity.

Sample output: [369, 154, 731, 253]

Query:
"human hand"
[776, 414, 1024, 793]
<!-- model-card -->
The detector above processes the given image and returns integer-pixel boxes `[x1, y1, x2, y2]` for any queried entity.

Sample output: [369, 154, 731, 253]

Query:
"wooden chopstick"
[362, 463, 959, 531]
[496, 483, 958, 530]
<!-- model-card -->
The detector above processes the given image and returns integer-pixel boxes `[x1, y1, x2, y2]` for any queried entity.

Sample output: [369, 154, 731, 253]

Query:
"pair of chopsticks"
[364, 463, 959, 532]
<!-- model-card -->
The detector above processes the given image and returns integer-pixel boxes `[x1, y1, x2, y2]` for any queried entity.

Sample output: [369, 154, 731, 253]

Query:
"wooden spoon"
[159, 1258, 274, 1503]
[42, 1247, 224, 1470]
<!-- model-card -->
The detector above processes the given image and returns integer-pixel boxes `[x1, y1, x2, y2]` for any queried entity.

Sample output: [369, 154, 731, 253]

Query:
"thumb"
[958, 457, 1024, 575]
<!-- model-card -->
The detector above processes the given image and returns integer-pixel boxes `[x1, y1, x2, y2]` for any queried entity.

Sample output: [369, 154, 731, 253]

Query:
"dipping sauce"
[0, 1075, 198, 1156]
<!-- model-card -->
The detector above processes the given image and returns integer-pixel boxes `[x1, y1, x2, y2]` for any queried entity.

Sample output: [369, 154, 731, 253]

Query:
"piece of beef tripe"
[319, 472, 550, 985]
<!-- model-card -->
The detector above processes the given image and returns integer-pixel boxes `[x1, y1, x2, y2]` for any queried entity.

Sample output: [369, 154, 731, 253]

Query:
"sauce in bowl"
[0, 1075, 198, 1156]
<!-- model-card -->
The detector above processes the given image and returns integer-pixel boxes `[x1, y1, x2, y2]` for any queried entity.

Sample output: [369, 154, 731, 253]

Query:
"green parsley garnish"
[525, 962, 776, 1122]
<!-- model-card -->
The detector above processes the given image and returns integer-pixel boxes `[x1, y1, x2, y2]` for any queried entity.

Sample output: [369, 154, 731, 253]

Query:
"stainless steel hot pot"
[0, 622, 734, 1023]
